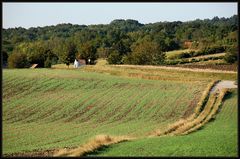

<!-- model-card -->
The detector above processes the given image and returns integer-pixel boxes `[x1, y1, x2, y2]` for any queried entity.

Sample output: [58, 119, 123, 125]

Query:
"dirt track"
[114, 65, 237, 74]
[210, 80, 237, 94]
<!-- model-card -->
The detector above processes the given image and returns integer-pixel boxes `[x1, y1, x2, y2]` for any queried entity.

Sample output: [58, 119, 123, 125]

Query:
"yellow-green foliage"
[95, 59, 108, 66]
[166, 49, 195, 59]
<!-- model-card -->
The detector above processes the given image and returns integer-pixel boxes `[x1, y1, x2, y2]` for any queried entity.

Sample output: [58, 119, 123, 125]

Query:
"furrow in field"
[78, 85, 130, 123]
[62, 81, 232, 157]
[42, 82, 104, 122]
[151, 80, 233, 137]
[63, 87, 115, 123]
[20, 78, 93, 122]
[92, 84, 146, 123]
[3, 81, 72, 123]
[110, 88, 149, 122]
[98, 85, 135, 123]
[181, 89, 229, 135]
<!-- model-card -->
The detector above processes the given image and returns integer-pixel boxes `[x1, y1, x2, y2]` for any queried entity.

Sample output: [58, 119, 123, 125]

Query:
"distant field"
[3, 68, 207, 155]
[166, 49, 198, 59]
[169, 63, 237, 72]
[165, 49, 226, 66]
[185, 52, 225, 60]
[90, 89, 237, 157]
[187, 59, 226, 65]
[82, 65, 237, 81]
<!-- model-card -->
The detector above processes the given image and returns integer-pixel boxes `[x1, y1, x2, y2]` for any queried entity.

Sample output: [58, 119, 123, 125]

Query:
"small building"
[73, 59, 79, 68]
[73, 59, 86, 68]
[30, 64, 39, 69]
[78, 59, 86, 65]
[184, 41, 193, 49]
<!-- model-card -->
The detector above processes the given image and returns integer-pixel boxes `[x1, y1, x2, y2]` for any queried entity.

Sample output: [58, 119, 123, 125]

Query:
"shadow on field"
[223, 90, 233, 100]
[83, 145, 111, 156]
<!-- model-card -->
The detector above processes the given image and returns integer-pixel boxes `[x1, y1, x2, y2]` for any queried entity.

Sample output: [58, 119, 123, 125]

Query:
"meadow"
[2, 65, 237, 156]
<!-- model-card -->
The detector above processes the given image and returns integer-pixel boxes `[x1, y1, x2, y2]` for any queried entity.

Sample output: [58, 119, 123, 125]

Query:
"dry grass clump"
[194, 80, 219, 116]
[53, 134, 133, 157]
[171, 93, 217, 135]
[150, 81, 218, 137]
[51, 64, 74, 69]
[182, 89, 228, 135]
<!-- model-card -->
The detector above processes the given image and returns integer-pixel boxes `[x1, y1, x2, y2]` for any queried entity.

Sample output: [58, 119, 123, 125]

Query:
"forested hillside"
[2, 15, 238, 68]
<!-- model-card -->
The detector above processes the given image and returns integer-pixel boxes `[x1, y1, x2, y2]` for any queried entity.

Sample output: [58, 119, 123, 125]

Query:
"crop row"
[3, 69, 206, 154]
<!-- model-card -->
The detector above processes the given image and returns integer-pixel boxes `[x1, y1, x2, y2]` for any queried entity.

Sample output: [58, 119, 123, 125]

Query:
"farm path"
[210, 80, 237, 94]
[114, 65, 237, 74]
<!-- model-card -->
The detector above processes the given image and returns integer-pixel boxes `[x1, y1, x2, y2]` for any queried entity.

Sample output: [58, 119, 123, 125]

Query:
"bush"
[190, 46, 226, 57]
[107, 50, 122, 64]
[2, 51, 8, 62]
[169, 51, 193, 60]
[201, 46, 225, 55]
[129, 41, 165, 65]
[164, 59, 181, 65]
[224, 45, 238, 64]
[44, 57, 52, 68]
[8, 52, 30, 68]
[179, 52, 191, 58]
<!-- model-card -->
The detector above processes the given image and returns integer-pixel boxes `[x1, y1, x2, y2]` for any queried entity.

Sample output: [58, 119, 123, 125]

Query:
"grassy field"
[187, 59, 227, 65]
[82, 65, 237, 81]
[165, 49, 226, 65]
[89, 89, 238, 157]
[185, 52, 225, 60]
[2, 65, 237, 156]
[166, 49, 196, 59]
[3, 68, 208, 155]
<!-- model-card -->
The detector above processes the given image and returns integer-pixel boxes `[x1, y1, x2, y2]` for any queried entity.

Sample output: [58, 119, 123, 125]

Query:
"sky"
[3, 2, 238, 29]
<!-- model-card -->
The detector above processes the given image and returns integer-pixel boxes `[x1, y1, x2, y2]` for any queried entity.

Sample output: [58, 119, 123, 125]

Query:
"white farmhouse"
[73, 59, 80, 68]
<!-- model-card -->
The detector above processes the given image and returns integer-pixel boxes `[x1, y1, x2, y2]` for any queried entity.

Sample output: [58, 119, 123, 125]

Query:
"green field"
[3, 68, 205, 154]
[2, 66, 237, 156]
[166, 49, 195, 59]
[165, 49, 226, 65]
[89, 89, 238, 157]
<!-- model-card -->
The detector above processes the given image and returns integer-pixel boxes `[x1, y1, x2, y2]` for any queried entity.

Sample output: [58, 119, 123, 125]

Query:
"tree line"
[2, 15, 238, 68]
